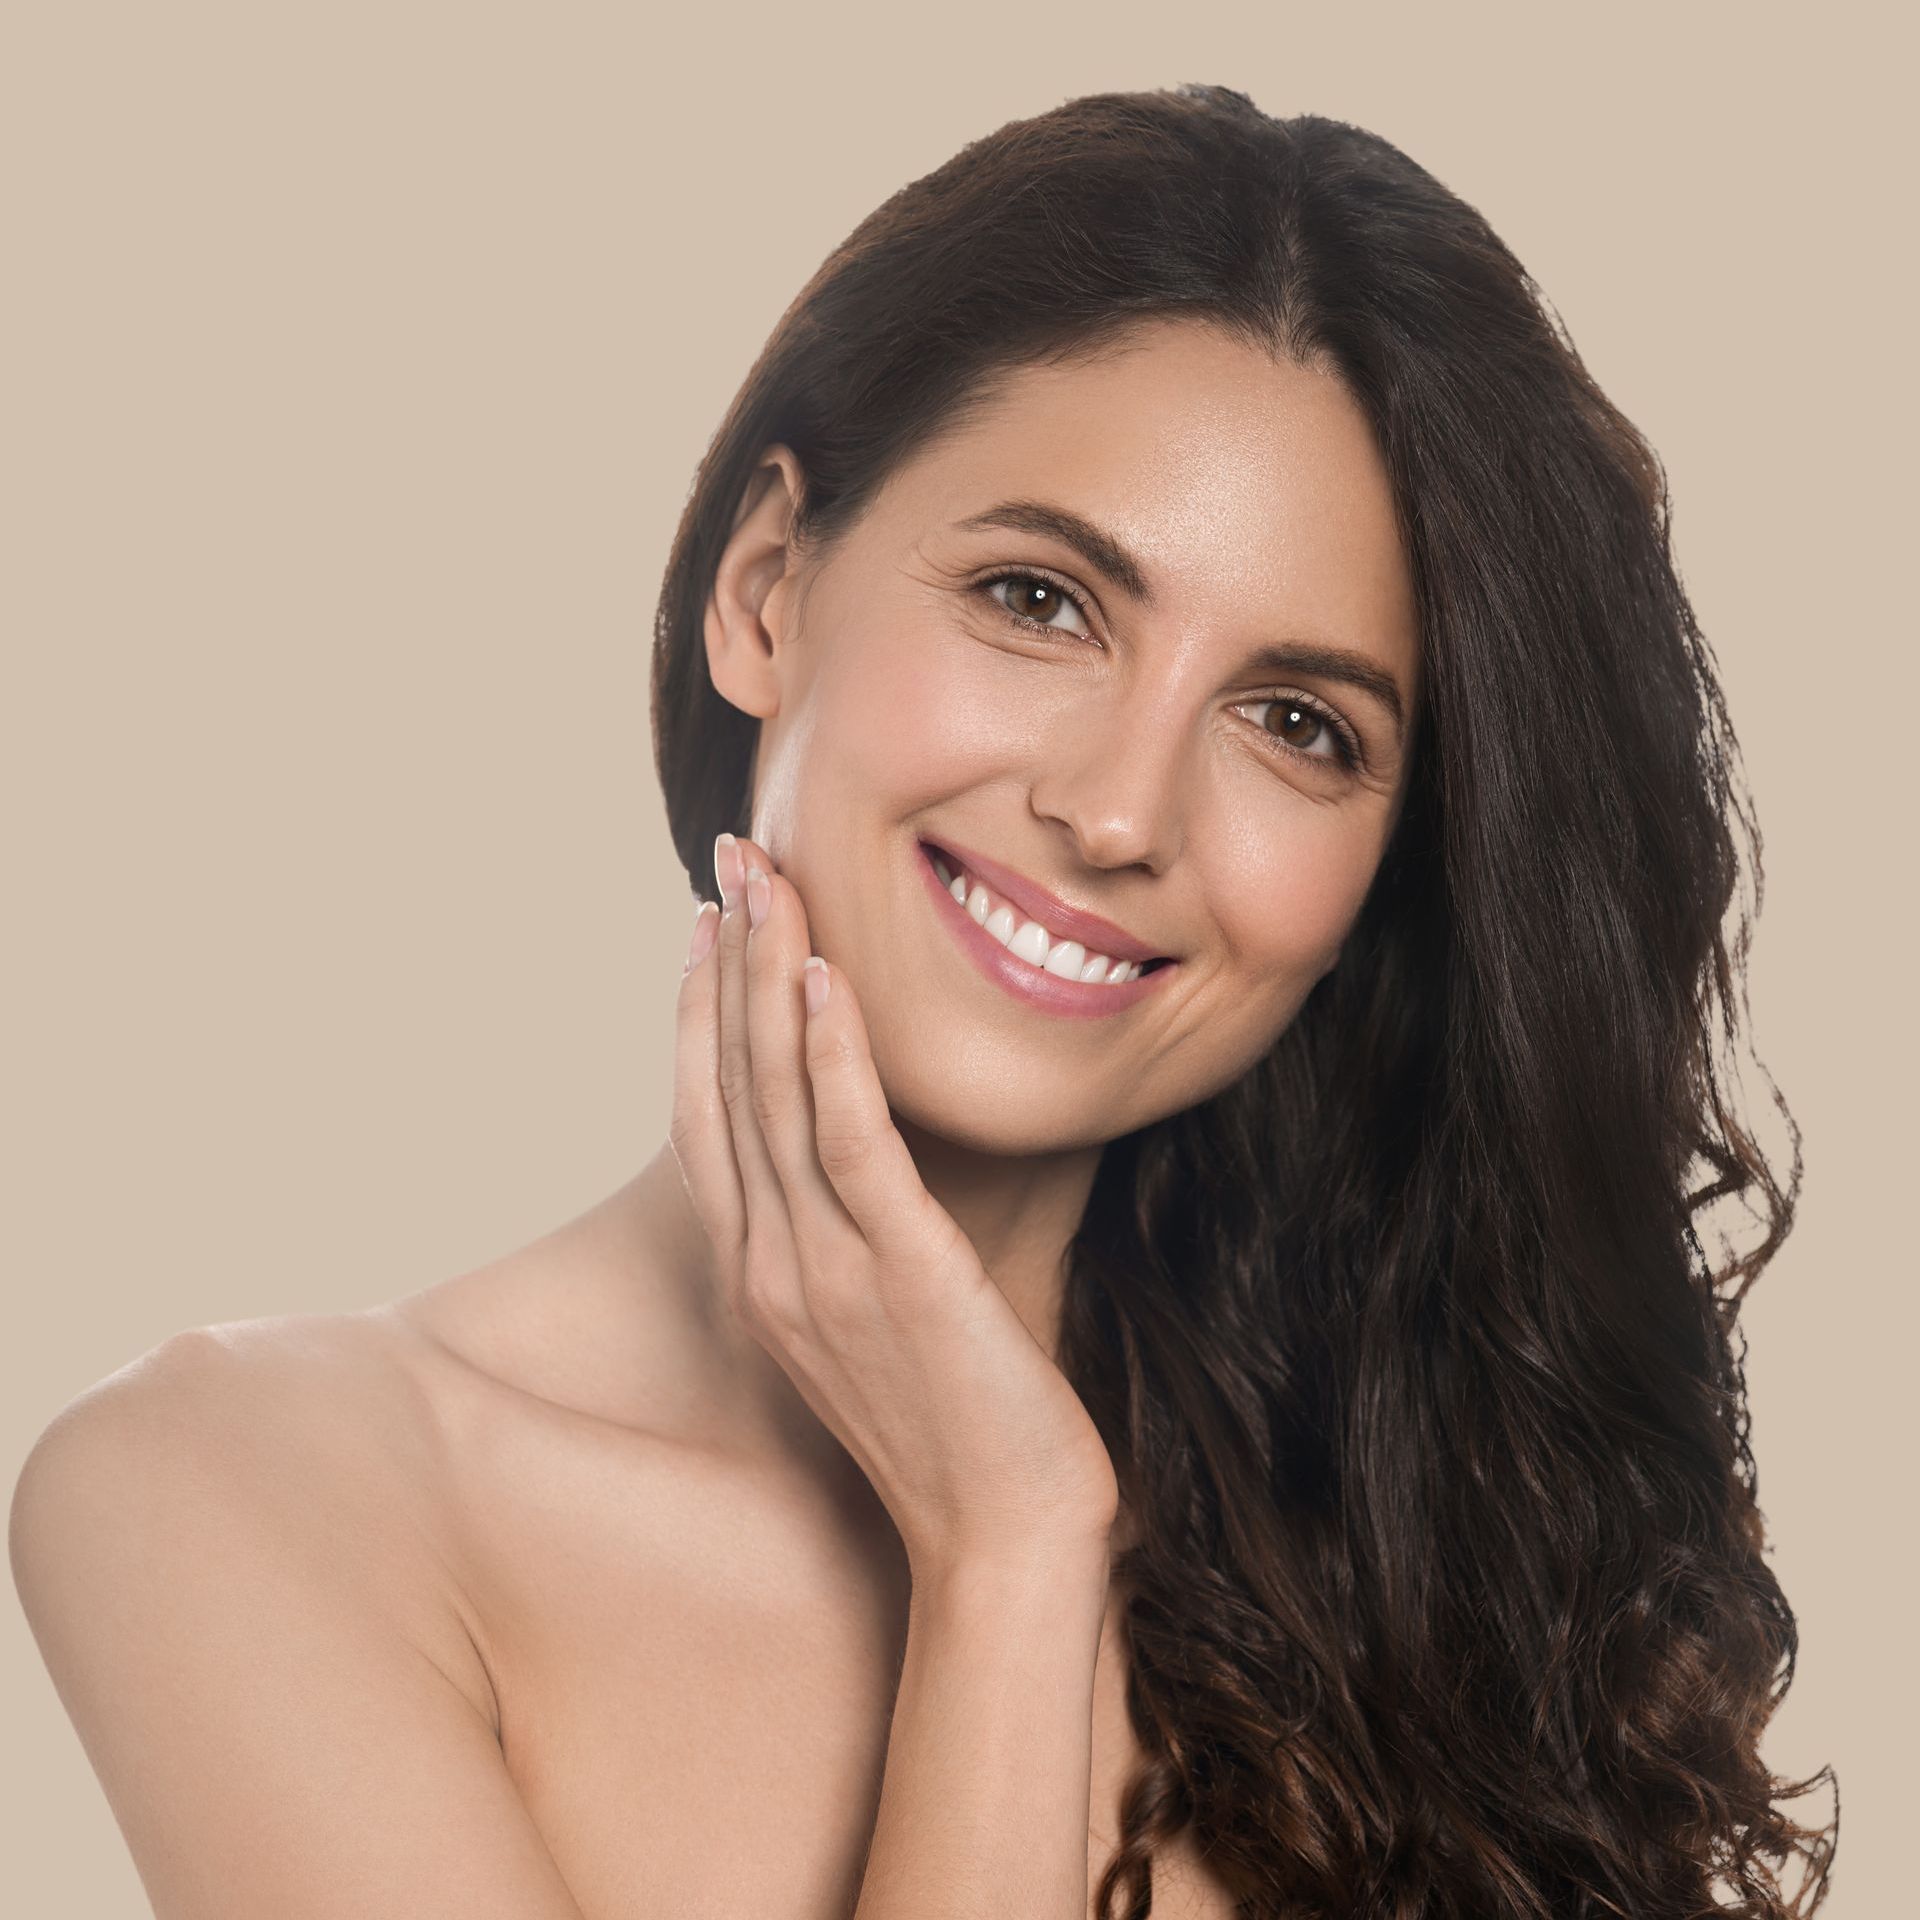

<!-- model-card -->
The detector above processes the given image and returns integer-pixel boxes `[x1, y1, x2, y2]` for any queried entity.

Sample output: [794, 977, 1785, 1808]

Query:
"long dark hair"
[649, 86, 1836, 1919]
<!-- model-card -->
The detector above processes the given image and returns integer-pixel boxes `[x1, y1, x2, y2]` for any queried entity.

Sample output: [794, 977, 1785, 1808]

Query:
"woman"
[11, 85, 1835, 1919]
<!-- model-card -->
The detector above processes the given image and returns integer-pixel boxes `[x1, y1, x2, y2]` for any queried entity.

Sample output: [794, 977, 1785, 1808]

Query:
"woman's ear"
[704, 444, 808, 722]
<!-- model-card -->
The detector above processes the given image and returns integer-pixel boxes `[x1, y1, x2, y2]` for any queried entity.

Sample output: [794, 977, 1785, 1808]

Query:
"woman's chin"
[881, 1076, 1128, 1164]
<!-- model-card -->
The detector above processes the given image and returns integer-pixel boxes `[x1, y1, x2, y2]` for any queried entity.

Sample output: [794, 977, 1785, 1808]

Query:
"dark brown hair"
[650, 85, 1836, 1918]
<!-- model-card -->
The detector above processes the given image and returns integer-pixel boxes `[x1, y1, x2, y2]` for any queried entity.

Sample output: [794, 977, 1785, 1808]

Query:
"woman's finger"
[667, 896, 744, 1268]
[741, 862, 861, 1243]
[713, 834, 799, 1286]
[800, 957, 965, 1276]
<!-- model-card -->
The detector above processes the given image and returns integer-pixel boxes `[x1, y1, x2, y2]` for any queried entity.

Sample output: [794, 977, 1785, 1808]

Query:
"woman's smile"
[913, 836, 1179, 1020]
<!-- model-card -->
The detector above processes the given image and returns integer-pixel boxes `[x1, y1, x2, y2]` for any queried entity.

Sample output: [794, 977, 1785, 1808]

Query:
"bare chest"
[451, 1418, 1240, 1920]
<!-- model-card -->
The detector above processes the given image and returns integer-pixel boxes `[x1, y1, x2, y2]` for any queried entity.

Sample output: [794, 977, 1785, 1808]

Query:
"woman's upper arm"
[9, 1328, 587, 1920]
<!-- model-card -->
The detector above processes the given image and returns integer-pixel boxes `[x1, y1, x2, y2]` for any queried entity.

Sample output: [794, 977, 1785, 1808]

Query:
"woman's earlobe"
[703, 587, 782, 721]
[704, 462, 805, 721]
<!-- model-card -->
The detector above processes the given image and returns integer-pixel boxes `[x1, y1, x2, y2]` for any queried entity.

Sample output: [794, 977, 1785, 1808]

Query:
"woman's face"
[709, 317, 1420, 1157]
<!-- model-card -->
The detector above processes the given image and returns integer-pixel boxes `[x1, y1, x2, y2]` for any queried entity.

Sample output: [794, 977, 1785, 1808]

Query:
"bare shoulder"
[10, 1308, 495, 1722]
[18, 1305, 439, 1462]
[11, 1159, 706, 1578]
[13, 1307, 446, 1510]
[7, 1310, 614, 1916]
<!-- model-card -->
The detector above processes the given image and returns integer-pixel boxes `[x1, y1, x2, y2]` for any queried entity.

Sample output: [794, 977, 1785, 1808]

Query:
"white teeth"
[1043, 938, 1087, 979]
[934, 850, 1154, 986]
[1008, 919, 1050, 966]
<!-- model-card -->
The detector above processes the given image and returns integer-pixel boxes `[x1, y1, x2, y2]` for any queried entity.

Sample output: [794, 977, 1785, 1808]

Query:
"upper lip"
[920, 835, 1169, 965]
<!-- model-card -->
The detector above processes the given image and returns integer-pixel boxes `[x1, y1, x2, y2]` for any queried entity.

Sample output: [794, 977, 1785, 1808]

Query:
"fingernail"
[746, 863, 770, 930]
[684, 900, 719, 974]
[713, 832, 743, 909]
[803, 955, 830, 1015]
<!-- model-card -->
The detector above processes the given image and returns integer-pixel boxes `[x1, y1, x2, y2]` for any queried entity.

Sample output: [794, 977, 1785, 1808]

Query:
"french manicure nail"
[746, 864, 770, 930]
[684, 900, 719, 974]
[714, 832, 743, 908]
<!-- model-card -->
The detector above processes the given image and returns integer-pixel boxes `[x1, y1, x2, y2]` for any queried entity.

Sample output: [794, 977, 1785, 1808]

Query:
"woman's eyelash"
[972, 568, 1364, 774]
[1239, 693, 1364, 772]
[975, 567, 1095, 634]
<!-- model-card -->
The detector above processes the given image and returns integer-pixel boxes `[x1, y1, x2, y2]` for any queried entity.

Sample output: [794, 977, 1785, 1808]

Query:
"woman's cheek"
[1220, 831, 1375, 980]
[821, 621, 1040, 793]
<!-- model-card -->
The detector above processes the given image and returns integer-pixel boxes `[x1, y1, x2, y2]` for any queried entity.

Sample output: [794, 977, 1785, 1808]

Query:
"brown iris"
[1267, 699, 1327, 752]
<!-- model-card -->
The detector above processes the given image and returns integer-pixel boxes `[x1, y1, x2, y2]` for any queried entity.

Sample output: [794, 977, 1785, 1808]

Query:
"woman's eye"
[1236, 696, 1362, 771]
[981, 571, 1092, 636]
[975, 573, 1362, 775]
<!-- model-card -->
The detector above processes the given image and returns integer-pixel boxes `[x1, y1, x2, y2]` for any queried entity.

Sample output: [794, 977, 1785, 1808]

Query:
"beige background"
[4, 4, 1908, 1913]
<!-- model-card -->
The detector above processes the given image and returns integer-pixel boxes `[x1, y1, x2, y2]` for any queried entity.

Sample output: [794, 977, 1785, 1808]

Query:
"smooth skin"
[10, 317, 1421, 1918]
[679, 832, 1120, 1573]
[685, 829, 1119, 1916]
[699, 318, 1419, 1381]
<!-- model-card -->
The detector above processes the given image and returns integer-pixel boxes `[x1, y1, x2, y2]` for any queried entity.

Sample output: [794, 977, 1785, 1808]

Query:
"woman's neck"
[889, 1115, 1103, 1366]
[629, 1124, 1103, 1483]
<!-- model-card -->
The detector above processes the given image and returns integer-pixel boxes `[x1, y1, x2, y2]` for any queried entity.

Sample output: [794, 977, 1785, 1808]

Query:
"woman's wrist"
[907, 1524, 1114, 1613]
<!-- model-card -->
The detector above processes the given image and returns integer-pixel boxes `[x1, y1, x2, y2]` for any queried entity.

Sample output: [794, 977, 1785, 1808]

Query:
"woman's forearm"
[854, 1540, 1114, 1920]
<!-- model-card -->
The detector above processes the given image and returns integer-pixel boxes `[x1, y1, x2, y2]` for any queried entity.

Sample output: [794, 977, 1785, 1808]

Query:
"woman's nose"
[1027, 696, 1188, 876]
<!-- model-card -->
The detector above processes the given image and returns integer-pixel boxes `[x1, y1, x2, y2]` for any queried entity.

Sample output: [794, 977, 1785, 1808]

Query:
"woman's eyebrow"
[953, 500, 1155, 606]
[951, 498, 1407, 741]
[1240, 643, 1405, 740]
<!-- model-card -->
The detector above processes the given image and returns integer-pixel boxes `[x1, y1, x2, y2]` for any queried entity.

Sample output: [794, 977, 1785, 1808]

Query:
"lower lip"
[915, 842, 1177, 1021]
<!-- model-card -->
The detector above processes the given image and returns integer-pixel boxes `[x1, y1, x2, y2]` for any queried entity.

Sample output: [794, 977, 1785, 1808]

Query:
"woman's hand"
[669, 831, 1120, 1578]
